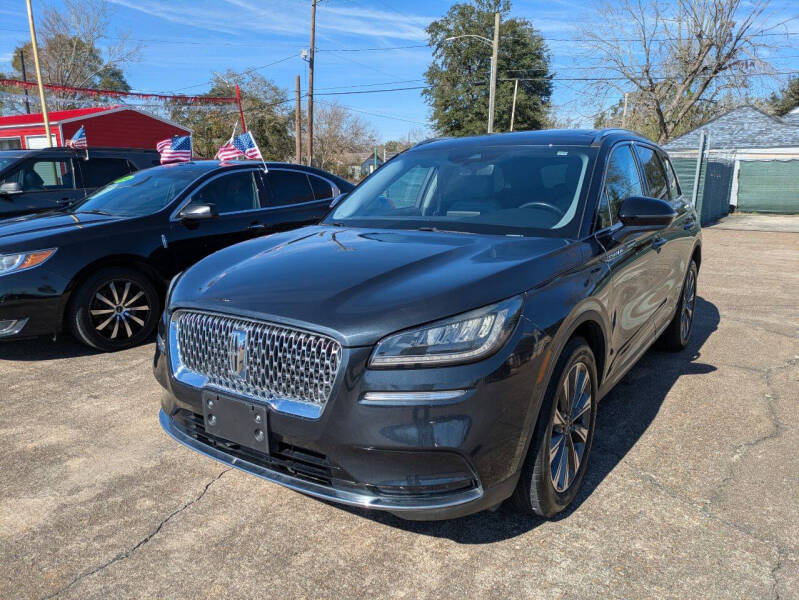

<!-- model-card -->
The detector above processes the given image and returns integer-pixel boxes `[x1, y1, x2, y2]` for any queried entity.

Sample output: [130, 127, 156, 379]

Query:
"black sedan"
[0, 161, 352, 350]
[155, 129, 702, 520]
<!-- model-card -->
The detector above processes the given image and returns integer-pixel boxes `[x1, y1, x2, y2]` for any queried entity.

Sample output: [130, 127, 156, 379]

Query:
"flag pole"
[249, 131, 268, 173]
[25, 0, 52, 147]
[235, 85, 247, 132]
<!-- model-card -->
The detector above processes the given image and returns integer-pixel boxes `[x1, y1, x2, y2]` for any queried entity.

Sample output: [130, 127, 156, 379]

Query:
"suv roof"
[412, 128, 655, 152]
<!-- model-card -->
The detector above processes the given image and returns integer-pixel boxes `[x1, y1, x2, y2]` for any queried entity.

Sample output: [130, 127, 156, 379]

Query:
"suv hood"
[170, 225, 584, 346]
[0, 211, 122, 247]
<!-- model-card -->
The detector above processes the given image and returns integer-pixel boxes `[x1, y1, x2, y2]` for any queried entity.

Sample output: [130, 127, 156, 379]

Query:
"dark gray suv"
[155, 129, 701, 520]
[0, 147, 159, 219]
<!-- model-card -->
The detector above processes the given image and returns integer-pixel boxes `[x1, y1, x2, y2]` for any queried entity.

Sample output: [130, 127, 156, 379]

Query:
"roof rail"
[412, 137, 450, 148]
[590, 128, 652, 146]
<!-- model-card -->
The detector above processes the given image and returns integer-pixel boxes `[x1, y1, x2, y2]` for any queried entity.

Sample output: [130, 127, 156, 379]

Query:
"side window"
[192, 171, 258, 214]
[267, 170, 314, 205]
[308, 174, 334, 201]
[635, 146, 670, 200]
[659, 151, 682, 199]
[3, 159, 75, 191]
[600, 145, 643, 228]
[81, 158, 135, 188]
[385, 165, 430, 208]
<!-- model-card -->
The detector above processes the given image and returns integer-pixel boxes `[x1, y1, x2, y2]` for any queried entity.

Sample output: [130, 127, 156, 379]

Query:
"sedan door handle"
[652, 237, 667, 250]
[247, 223, 266, 231]
[683, 219, 696, 230]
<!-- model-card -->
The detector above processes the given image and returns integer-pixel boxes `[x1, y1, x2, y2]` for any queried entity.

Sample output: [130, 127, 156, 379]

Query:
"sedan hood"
[171, 226, 584, 346]
[0, 211, 122, 246]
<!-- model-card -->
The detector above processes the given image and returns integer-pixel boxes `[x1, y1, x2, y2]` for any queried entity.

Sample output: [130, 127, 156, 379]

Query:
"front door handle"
[247, 223, 265, 231]
[652, 237, 667, 250]
[683, 219, 696, 230]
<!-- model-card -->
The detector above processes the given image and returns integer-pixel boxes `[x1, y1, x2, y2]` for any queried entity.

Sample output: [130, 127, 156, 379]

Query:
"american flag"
[66, 125, 87, 149]
[232, 131, 263, 161]
[216, 140, 243, 161]
[156, 135, 192, 164]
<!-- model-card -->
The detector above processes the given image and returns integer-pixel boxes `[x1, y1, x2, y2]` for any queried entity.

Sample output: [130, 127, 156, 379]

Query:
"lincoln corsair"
[155, 129, 701, 520]
[0, 161, 352, 350]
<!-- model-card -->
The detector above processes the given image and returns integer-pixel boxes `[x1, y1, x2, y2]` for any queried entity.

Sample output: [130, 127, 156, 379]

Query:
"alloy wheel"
[549, 361, 592, 493]
[680, 267, 697, 342]
[89, 279, 151, 341]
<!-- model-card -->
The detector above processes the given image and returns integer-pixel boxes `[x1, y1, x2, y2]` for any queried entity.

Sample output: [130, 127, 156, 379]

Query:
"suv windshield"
[74, 166, 201, 217]
[327, 145, 597, 237]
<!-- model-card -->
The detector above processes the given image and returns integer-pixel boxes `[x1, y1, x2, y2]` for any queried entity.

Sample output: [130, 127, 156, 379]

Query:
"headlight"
[370, 295, 524, 368]
[0, 249, 57, 276]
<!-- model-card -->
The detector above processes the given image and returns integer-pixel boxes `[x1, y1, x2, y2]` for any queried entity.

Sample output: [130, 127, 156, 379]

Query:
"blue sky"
[1, 0, 797, 141]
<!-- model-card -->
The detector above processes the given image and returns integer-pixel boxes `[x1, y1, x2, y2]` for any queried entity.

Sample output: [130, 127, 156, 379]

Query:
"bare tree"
[312, 102, 377, 177]
[582, 0, 787, 142]
[8, 0, 140, 110]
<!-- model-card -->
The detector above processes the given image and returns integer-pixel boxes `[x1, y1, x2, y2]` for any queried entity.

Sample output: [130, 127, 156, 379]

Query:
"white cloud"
[106, 0, 431, 41]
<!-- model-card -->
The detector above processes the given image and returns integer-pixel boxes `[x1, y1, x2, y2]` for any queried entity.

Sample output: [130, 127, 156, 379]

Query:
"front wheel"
[511, 336, 598, 517]
[68, 267, 160, 352]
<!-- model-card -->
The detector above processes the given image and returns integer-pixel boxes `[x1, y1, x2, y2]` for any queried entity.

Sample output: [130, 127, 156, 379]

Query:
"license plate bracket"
[202, 391, 269, 454]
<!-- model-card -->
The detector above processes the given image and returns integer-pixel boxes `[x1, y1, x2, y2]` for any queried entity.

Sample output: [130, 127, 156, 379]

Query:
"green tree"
[169, 71, 293, 161]
[423, 0, 552, 136]
[768, 77, 799, 117]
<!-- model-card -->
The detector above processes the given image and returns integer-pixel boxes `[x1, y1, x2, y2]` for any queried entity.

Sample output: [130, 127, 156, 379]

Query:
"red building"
[0, 106, 190, 150]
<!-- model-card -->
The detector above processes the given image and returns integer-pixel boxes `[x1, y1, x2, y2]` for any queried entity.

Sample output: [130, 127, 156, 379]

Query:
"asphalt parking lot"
[1, 225, 797, 600]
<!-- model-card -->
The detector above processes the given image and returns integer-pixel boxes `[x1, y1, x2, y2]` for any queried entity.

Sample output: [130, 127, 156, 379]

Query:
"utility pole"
[622, 92, 629, 128]
[307, 0, 317, 166]
[295, 75, 302, 164]
[19, 49, 31, 114]
[25, 0, 52, 146]
[487, 12, 500, 134]
[509, 78, 519, 132]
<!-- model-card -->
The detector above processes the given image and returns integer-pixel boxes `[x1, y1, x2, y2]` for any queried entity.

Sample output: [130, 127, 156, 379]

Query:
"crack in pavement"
[771, 549, 785, 600]
[40, 468, 232, 600]
[707, 356, 798, 509]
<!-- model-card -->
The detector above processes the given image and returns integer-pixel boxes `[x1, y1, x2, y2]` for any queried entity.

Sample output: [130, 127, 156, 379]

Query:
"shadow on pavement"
[342, 297, 720, 543]
[0, 335, 99, 361]
[0, 333, 156, 361]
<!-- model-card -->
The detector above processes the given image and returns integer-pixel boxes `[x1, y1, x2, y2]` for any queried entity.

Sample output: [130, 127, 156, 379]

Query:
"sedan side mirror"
[329, 192, 347, 209]
[618, 196, 676, 229]
[0, 181, 22, 196]
[179, 203, 217, 221]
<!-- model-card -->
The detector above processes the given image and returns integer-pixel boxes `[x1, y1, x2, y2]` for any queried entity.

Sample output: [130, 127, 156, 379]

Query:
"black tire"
[657, 260, 698, 352]
[510, 336, 598, 518]
[68, 266, 160, 352]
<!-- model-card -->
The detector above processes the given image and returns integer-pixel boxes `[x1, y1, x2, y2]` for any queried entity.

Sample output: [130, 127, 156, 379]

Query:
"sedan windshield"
[327, 145, 597, 237]
[73, 166, 202, 217]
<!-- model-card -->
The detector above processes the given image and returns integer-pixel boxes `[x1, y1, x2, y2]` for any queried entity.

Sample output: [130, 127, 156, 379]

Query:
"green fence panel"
[737, 160, 799, 214]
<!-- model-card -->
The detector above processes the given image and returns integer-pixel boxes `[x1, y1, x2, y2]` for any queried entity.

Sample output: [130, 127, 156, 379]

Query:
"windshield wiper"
[77, 209, 114, 216]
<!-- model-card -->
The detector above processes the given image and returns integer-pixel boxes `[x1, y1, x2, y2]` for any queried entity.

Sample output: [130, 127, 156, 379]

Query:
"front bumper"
[155, 316, 547, 520]
[0, 267, 69, 339]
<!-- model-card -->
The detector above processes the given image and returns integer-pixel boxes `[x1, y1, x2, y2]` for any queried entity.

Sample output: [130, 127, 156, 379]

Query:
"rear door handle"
[652, 237, 667, 250]
[683, 219, 696, 230]
[247, 223, 265, 231]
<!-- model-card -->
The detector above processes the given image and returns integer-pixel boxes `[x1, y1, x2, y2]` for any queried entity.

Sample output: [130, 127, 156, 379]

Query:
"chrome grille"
[174, 310, 342, 409]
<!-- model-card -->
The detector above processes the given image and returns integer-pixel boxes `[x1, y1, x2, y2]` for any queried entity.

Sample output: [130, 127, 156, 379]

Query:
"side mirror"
[0, 181, 22, 196]
[618, 196, 676, 229]
[179, 203, 217, 221]
[329, 192, 347, 209]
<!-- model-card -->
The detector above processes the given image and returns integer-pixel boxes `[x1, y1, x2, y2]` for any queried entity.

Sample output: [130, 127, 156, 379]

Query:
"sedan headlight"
[0, 249, 57, 276]
[370, 295, 524, 368]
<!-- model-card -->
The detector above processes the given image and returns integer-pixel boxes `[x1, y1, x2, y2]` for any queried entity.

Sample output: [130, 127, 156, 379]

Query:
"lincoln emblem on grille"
[229, 329, 248, 379]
